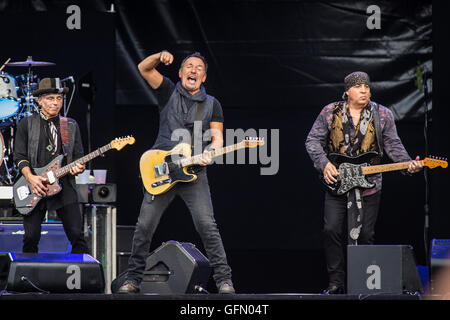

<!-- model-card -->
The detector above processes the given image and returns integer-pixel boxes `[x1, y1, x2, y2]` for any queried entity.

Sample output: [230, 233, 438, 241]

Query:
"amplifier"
[430, 239, 450, 293]
[1, 253, 105, 293]
[347, 245, 422, 294]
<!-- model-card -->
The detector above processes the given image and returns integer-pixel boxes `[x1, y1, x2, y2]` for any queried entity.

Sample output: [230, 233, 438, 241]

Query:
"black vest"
[26, 113, 78, 167]
[152, 90, 215, 154]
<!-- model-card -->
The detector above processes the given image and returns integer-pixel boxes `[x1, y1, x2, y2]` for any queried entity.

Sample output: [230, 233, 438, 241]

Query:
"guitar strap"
[191, 100, 206, 152]
[187, 101, 207, 174]
[59, 116, 70, 156]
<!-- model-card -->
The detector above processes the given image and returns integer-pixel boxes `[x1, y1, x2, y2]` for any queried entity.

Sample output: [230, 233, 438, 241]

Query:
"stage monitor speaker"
[430, 239, 450, 293]
[0, 253, 105, 293]
[76, 184, 117, 203]
[0, 223, 71, 253]
[347, 245, 422, 295]
[141, 241, 211, 294]
[92, 184, 117, 203]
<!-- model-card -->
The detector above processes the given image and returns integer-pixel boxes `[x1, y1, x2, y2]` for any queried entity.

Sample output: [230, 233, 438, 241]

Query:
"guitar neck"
[361, 161, 416, 175]
[180, 142, 245, 167]
[55, 144, 112, 178]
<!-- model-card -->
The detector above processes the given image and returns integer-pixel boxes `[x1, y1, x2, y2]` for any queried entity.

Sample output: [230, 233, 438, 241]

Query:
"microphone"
[61, 76, 75, 83]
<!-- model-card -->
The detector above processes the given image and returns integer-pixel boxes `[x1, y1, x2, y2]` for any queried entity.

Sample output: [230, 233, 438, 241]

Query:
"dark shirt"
[305, 101, 411, 196]
[156, 77, 224, 122]
[14, 115, 84, 210]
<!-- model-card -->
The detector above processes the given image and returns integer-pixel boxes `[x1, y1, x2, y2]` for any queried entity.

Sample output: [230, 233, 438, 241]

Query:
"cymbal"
[7, 56, 55, 67]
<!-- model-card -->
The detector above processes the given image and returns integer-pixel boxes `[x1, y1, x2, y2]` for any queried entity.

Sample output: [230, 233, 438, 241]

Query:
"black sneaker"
[117, 280, 140, 294]
[322, 285, 344, 294]
[218, 281, 235, 294]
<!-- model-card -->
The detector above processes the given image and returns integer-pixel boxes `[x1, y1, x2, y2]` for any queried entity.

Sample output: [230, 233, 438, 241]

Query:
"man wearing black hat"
[305, 71, 423, 294]
[14, 78, 88, 254]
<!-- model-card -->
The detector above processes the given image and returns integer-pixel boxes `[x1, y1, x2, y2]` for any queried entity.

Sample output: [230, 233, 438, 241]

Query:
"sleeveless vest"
[328, 101, 383, 160]
[152, 90, 215, 154]
[26, 113, 78, 167]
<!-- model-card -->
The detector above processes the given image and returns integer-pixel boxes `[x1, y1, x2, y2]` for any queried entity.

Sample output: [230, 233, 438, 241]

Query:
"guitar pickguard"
[166, 154, 196, 183]
[13, 156, 63, 215]
[336, 162, 374, 195]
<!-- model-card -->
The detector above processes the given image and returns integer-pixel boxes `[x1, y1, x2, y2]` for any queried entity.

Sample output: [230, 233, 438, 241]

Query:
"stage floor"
[0, 292, 424, 300]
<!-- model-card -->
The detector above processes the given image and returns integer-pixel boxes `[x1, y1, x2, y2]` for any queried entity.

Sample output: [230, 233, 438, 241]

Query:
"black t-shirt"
[155, 77, 224, 123]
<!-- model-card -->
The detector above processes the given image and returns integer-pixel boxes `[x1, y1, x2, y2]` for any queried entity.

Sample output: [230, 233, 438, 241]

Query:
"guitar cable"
[194, 285, 209, 294]
[20, 276, 50, 294]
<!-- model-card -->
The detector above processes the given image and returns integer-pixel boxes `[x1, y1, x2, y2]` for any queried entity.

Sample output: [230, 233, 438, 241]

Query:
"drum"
[0, 73, 20, 121]
[0, 130, 5, 165]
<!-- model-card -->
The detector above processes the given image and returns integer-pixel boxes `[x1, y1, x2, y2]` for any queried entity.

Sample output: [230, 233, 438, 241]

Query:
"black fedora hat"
[32, 78, 69, 96]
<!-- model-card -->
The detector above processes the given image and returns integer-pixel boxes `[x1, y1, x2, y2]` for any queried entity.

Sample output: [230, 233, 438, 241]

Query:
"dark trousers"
[126, 171, 232, 289]
[323, 191, 381, 288]
[23, 202, 89, 254]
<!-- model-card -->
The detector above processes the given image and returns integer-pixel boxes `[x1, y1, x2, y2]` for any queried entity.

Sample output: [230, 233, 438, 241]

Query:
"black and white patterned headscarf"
[344, 71, 370, 91]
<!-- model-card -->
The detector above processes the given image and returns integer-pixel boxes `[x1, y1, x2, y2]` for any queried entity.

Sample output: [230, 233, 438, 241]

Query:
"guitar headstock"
[242, 136, 265, 148]
[111, 136, 136, 150]
[423, 156, 448, 169]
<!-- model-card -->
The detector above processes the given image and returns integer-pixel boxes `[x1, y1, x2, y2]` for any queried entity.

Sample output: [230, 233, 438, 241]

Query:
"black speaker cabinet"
[430, 239, 450, 293]
[76, 184, 117, 203]
[92, 184, 117, 203]
[0, 253, 105, 293]
[347, 245, 422, 294]
[141, 240, 211, 294]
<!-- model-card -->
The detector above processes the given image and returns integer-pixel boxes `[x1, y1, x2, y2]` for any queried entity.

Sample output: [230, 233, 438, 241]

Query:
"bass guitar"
[14, 136, 135, 215]
[322, 151, 448, 195]
[140, 137, 264, 195]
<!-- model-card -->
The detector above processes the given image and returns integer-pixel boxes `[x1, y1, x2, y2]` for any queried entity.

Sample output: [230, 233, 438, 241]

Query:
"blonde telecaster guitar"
[140, 137, 264, 195]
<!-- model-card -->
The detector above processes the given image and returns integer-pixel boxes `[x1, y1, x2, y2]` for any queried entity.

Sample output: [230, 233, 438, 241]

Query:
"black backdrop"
[1, 0, 448, 293]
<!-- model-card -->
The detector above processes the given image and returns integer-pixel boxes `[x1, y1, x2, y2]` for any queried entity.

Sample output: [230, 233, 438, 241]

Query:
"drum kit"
[0, 56, 58, 185]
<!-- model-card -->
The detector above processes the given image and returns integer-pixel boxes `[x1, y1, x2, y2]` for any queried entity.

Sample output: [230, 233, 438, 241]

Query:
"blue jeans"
[126, 171, 233, 288]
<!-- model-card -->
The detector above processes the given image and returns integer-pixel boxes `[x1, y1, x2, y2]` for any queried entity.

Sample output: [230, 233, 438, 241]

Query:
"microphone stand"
[79, 72, 95, 172]
[422, 68, 431, 278]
